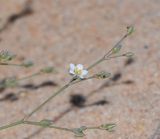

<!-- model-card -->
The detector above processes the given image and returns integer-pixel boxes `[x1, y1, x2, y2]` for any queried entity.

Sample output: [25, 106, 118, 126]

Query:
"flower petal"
[82, 70, 88, 76]
[70, 63, 75, 71]
[69, 70, 75, 75]
[76, 64, 83, 70]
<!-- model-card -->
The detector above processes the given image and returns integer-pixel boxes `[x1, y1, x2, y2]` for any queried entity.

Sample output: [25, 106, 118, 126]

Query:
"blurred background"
[0, 0, 160, 138]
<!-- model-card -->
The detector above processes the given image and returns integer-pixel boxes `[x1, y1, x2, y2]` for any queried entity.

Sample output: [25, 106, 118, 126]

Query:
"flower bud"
[21, 61, 34, 68]
[0, 50, 16, 62]
[99, 123, 116, 132]
[40, 66, 55, 73]
[40, 119, 53, 127]
[127, 26, 135, 35]
[72, 126, 87, 137]
[123, 52, 134, 58]
[95, 71, 111, 79]
[5, 77, 17, 87]
[112, 45, 122, 54]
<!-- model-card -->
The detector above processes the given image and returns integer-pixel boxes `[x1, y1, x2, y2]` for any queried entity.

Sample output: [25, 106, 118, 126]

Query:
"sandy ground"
[0, 0, 160, 139]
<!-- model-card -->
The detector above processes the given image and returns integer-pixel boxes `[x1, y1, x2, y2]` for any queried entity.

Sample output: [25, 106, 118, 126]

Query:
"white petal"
[82, 70, 88, 76]
[76, 64, 83, 70]
[69, 70, 75, 75]
[70, 63, 75, 71]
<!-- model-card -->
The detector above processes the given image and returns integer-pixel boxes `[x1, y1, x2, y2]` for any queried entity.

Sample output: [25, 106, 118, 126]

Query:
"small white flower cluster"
[69, 63, 88, 79]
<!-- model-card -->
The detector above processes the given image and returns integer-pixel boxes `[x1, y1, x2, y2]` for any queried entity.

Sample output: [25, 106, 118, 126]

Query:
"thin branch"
[0, 120, 23, 130]
[23, 83, 70, 120]
[0, 63, 24, 67]
[23, 120, 73, 132]
[103, 33, 128, 58]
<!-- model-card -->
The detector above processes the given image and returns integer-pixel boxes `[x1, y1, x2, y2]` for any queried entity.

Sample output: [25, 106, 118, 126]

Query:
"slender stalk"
[23, 120, 73, 132]
[23, 76, 94, 121]
[17, 72, 41, 82]
[0, 63, 24, 67]
[106, 54, 127, 59]
[70, 76, 95, 85]
[23, 83, 70, 120]
[87, 33, 129, 70]
[86, 126, 100, 130]
[0, 72, 41, 89]
[0, 120, 23, 130]
[87, 57, 104, 70]
[104, 34, 128, 58]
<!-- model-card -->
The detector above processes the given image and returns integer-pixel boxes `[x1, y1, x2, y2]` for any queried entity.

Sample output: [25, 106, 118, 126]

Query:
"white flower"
[69, 63, 88, 79]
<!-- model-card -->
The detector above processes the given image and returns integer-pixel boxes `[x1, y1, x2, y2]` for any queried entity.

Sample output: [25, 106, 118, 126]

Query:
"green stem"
[0, 72, 41, 89]
[23, 120, 73, 132]
[17, 72, 41, 82]
[23, 83, 70, 120]
[86, 126, 99, 130]
[87, 57, 104, 70]
[70, 76, 95, 85]
[104, 34, 128, 58]
[0, 63, 24, 67]
[0, 120, 23, 130]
